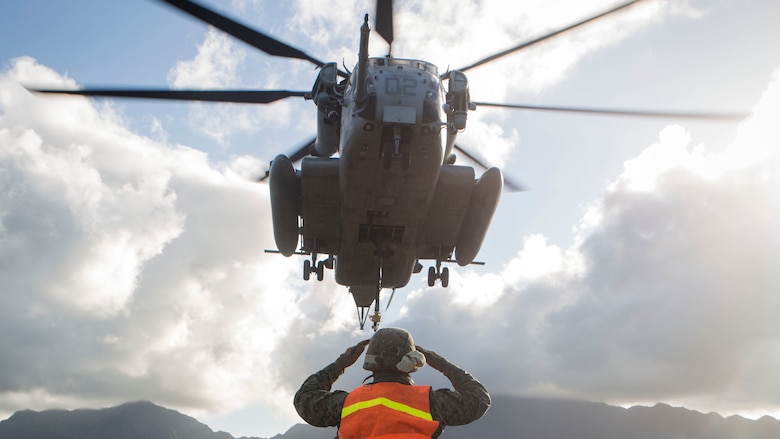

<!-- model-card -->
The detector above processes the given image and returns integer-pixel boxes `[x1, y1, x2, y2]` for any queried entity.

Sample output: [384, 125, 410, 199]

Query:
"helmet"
[363, 328, 423, 373]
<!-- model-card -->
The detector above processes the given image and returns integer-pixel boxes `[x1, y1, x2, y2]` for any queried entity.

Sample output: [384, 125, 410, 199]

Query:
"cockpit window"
[370, 57, 439, 76]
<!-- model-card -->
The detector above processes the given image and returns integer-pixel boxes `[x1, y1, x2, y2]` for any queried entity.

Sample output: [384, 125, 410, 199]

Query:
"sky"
[1, 0, 779, 437]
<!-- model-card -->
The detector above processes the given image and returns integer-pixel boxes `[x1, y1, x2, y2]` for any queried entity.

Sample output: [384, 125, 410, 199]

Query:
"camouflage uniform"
[294, 345, 490, 438]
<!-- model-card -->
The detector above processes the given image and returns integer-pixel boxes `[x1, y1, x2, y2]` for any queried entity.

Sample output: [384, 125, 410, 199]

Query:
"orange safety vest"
[339, 382, 440, 439]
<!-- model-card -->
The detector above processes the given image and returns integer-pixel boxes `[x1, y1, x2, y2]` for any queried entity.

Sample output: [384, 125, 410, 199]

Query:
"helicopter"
[30, 0, 745, 330]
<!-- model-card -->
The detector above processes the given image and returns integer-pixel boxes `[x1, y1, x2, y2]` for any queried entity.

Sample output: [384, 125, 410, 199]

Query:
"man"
[294, 327, 490, 438]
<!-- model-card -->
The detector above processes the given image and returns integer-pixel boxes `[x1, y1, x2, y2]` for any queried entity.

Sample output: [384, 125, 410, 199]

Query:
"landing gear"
[401, 149, 411, 171]
[302, 253, 333, 281]
[381, 144, 411, 170]
[427, 260, 449, 287]
[381, 126, 411, 170]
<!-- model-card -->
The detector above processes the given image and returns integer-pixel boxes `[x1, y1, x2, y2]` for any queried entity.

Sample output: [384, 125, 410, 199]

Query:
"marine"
[294, 327, 490, 438]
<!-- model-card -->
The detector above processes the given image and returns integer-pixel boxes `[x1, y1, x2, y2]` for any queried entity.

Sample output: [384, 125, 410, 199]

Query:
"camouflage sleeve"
[293, 362, 349, 427]
[429, 362, 491, 426]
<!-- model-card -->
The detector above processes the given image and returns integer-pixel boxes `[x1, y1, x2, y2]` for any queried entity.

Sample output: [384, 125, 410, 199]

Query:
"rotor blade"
[157, 0, 327, 67]
[376, 0, 394, 47]
[472, 101, 749, 121]
[259, 137, 316, 182]
[454, 144, 526, 192]
[455, 0, 644, 73]
[29, 87, 308, 104]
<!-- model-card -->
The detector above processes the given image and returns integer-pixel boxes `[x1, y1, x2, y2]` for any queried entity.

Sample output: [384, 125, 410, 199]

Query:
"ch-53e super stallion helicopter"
[32, 0, 744, 330]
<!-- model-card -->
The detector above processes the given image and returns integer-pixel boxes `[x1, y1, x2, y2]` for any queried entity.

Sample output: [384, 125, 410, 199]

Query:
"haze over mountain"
[2, 397, 779, 439]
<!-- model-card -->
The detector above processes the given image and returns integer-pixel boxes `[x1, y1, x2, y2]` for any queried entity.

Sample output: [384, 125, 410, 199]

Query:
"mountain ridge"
[0, 401, 233, 439]
[2, 396, 779, 439]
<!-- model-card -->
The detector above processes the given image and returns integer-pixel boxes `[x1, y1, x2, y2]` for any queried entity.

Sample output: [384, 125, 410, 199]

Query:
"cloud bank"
[388, 67, 780, 415]
[0, 58, 304, 418]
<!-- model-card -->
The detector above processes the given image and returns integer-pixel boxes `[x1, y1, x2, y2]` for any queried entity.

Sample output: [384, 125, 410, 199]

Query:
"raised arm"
[293, 340, 369, 427]
[416, 346, 491, 426]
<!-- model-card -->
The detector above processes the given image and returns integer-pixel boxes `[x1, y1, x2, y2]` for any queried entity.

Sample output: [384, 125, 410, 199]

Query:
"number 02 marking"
[385, 77, 417, 96]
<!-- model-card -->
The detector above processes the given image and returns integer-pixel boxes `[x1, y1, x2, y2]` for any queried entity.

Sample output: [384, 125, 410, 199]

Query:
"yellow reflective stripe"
[342, 397, 433, 421]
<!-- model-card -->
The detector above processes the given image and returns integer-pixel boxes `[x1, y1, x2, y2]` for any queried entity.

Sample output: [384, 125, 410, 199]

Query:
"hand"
[415, 346, 448, 372]
[334, 339, 370, 371]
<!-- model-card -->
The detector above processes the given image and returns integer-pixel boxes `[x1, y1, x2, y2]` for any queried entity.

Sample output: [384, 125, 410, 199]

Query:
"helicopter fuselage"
[268, 19, 503, 327]
[272, 55, 501, 311]
[336, 57, 445, 288]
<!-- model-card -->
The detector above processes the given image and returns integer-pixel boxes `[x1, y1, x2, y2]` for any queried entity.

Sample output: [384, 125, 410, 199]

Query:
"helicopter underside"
[269, 116, 502, 289]
[268, 58, 503, 329]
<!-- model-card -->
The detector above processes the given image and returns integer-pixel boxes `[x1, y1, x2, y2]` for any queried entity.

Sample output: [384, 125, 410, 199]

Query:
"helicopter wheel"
[401, 149, 411, 171]
[303, 260, 311, 281]
[382, 144, 393, 170]
[316, 261, 325, 281]
[427, 266, 436, 287]
[441, 267, 449, 288]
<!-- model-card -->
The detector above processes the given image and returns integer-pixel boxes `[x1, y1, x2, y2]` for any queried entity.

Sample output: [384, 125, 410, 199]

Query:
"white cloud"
[391, 63, 780, 416]
[166, 24, 298, 147]
[0, 57, 308, 421]
[291, 0, 373, 61]
[168, 28, 246, 89]
[385, 0, 672, 98]
[457, 110, 521, 169]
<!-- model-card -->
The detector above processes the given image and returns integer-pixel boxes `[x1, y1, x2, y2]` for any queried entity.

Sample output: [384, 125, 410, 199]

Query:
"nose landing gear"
[381, 125, 412, 171]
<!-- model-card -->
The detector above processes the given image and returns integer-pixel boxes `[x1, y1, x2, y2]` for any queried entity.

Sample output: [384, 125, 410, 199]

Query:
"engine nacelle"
[268, 154, 300, 257]
[454, 167, 503, 266]
[312, 63, 341, 157]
